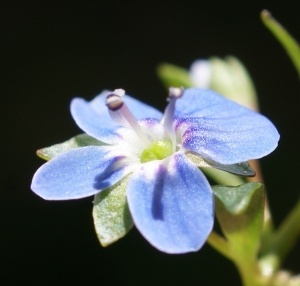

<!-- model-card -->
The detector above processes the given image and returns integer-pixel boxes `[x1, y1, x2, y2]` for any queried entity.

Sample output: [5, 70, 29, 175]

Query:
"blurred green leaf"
[93, 175, 134, 247]
[213, 183, 265, 260]
[209, 56, 258, 111]
[37, 133, 106, 161]
[260, 198, 300, 263]
[156, 63, 193, 89]
[261, 10, 300, 78]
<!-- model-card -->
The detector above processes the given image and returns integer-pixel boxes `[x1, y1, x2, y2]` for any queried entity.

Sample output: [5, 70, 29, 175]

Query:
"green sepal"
[212, 182, 263, 215]
[212, 183, 265, 260]
[36, 134, 106, 161]
[261, 10, 300, 79]
[92, 175, 134, 247]
[186, 152, 255, 177]
[156, 63, 193, 89]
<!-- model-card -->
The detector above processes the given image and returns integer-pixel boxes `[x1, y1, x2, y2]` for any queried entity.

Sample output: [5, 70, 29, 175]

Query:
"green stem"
[208, 232, 270, 286]
[261, 10, 300, 79]
[261, 198, 300, 261]
[234, 258, 268, 286]
[206, 231, 232, 259]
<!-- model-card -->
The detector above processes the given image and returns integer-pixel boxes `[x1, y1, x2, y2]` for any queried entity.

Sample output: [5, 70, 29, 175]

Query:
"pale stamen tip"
[168, 87, 184, 100]
[114, 89, 125, 97]
[106, 92, 124, 111]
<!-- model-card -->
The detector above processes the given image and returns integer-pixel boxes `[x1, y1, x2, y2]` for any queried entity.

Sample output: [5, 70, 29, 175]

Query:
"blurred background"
[1, 1, 300, 285]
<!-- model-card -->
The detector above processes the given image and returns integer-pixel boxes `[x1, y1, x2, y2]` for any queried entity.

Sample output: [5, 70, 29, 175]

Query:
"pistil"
[106, 89, 151, 147]
[163, 87, 184, 152]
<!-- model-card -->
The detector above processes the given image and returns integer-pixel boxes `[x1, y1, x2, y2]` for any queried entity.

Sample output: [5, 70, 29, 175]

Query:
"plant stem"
[207, 231, 232, 259]
[261, 10, 300, 79]
[234, 258, 268, 286]
[261, 198, 300, 261]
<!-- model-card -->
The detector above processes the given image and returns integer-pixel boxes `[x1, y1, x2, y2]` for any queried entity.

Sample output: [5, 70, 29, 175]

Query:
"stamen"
[163, 87, 184, 152]
[106, 89, 151, 146]
[106, 93, 124, 111]
[168, 87, 184, 100]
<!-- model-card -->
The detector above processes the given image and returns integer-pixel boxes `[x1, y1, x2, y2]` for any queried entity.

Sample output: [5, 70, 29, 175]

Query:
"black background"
[1, 1, 300, 285]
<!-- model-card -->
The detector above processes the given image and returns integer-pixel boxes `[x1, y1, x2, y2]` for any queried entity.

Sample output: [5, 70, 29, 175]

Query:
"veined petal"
[31, 146, 134, 200]
[174, 88, 279, 164]
[178, 114, 279, 165]
[71, 90, 163, 143]
[126, 153, 214, 254]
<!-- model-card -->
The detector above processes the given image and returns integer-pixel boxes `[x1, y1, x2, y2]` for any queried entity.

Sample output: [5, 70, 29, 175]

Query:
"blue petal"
[175, 88, 247, 118]
[71, 91, 163, 143]
[31, 146, 133, 200]
[175, 88, 279, 164]
[126, 153, 214, 254]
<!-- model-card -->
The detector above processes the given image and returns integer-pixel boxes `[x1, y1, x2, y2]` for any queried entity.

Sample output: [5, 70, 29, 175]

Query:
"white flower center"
[106, 88, 183, 162]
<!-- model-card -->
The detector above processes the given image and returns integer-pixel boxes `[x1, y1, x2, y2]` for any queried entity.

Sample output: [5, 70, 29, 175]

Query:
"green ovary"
[140, 140, 173, 163]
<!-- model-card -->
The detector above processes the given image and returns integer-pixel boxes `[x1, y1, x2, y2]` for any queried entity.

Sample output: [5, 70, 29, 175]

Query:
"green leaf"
[156, 63, 193, 89]
[261, 10, 300, 78]
[213, 183, 265, 260]
[37, 134, 106, 161]
[92, 175, 134, 247]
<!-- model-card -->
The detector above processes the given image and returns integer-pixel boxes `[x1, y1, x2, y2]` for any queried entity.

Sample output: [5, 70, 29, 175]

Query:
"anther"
[105, 89, 151, 147]
[168, 87, 184, 100]
[106, 92, 124, 111]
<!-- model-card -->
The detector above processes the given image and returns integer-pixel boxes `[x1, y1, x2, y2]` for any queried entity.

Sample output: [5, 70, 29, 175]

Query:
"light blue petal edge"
[175, 88, 279, 164]
[31, 146, 132, 200]
[71, 91, 163, 144]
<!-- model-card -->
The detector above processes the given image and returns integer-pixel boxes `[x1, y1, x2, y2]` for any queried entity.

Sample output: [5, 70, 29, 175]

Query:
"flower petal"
[31, 146, 134, 200]
[71, 90, 163, 143]
[126, 153, 214, 254]
[175, 88, 279, 164]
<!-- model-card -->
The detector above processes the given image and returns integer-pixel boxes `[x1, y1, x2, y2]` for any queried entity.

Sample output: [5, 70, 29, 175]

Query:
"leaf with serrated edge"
[213, 183, 265, 260]
[93, 175, 133, 247]
[37, 134, 106, 161]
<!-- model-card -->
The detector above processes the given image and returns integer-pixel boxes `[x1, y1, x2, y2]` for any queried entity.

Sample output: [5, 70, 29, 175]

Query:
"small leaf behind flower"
[37, 134, 106, 161]
[213, 183, 265, 261]
[93, 175, 134, 247]
[156, 63, 193, 89]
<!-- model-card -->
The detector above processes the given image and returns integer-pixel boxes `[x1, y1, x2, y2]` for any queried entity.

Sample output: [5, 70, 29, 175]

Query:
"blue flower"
[31, 87, 279, 254]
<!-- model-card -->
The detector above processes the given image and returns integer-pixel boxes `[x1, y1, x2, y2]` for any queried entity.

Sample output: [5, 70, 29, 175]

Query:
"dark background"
[1, 1, 300, 285]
